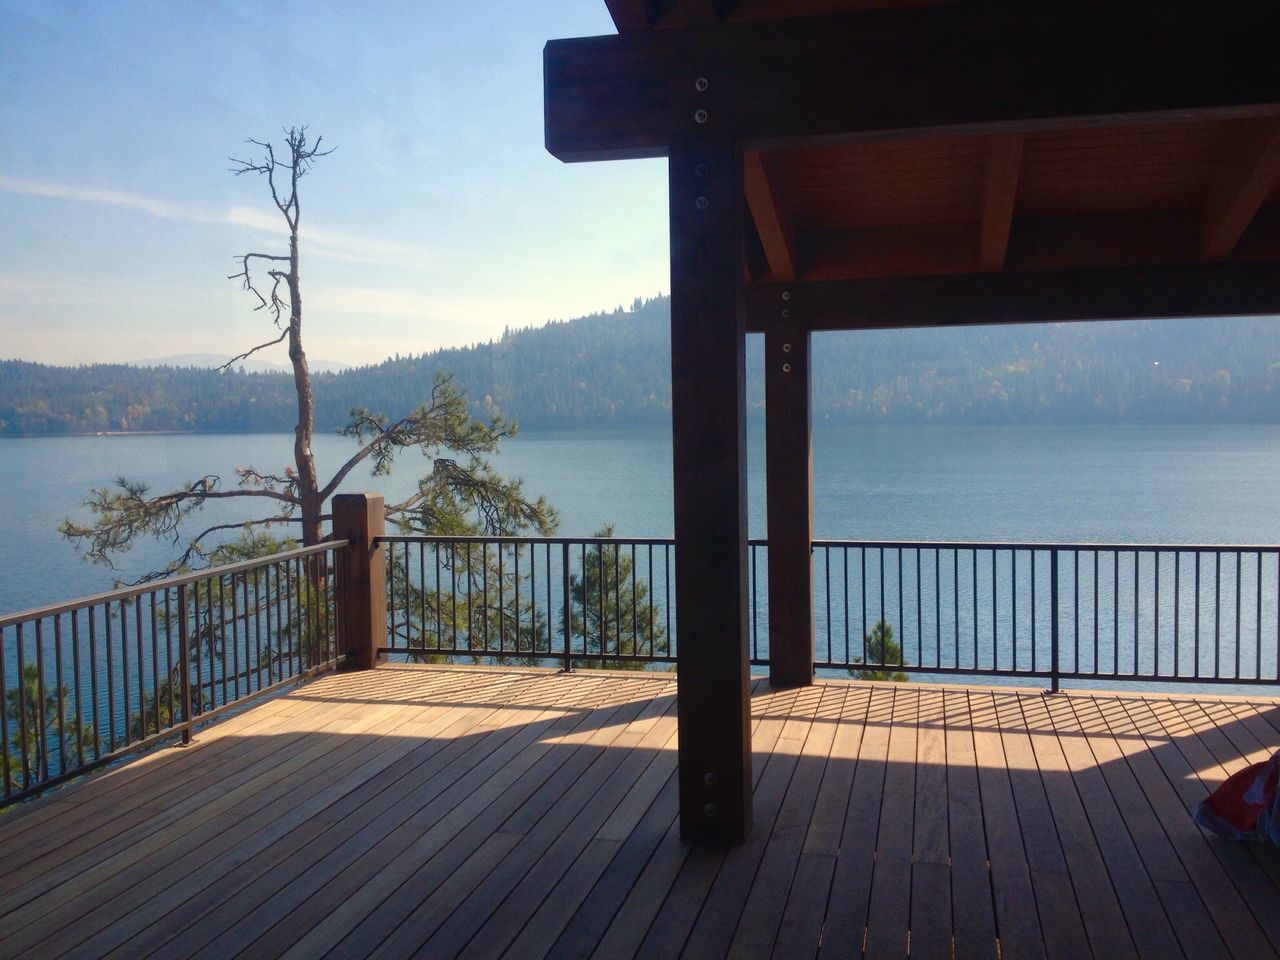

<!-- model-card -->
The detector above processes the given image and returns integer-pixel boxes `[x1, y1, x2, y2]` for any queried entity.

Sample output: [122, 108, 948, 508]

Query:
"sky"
[0, 0, 669, 367]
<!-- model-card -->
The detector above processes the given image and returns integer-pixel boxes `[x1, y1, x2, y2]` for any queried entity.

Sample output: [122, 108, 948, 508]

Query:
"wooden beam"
[669, 131, 753, 843]
[744, 151, 797, 281]
[545, 3, 1280, 162]
[979, 133, 1024, 272]
[764, 317, 813, 688]
[744, 260, 1280, 333]
[603, 0, 653, 32]
[1201, 119, 1280, 261]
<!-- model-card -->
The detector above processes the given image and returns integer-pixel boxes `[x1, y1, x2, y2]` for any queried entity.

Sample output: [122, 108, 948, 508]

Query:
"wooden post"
[670, 131, 753, 844]
[333, 493, 386, 670]
[765, 319, 814, 687]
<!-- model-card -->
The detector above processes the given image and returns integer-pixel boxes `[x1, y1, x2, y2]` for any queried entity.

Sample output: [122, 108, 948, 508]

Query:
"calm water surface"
[3, 423, 1280, 614]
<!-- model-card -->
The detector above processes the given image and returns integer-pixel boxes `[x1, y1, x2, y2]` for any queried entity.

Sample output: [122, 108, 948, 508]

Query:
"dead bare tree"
[62, 126, 556, 578]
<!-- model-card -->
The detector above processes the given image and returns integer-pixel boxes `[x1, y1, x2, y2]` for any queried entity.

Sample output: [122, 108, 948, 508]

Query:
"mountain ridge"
[3, 295, 1279, 435]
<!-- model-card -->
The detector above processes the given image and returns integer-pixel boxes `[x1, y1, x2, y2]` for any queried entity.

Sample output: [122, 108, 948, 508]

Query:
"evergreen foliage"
[851, 620, 909, 683]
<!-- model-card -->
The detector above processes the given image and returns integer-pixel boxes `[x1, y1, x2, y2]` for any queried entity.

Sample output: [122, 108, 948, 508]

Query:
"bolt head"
[695, 163, 709, 178]
[783, 343, 792, 353]
[781, 291, 792, 301]
[695, 196, 709, 210]
[695, 77, 709, 92]
[704, 771, 718, 786]
[781, 308, 791, 319]
[694, 109, 708, 124]
[704, 803, 717, 818]
[782, 363, 792, 373]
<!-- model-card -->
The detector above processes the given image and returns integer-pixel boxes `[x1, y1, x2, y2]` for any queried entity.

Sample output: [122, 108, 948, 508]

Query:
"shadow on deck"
[1, 664, 1278, 959]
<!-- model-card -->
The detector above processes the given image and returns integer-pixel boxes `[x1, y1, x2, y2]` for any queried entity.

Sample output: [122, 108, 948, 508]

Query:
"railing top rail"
[378, 533, 1280, 553]
[375, 534, 677, 547]
[811, 538, 1280, 552]
[0, 540, 347, 630]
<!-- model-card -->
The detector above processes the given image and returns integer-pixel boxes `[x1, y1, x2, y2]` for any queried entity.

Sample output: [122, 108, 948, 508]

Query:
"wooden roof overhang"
[547, 1, 1280, 331]
[543, 0, 1280, 846]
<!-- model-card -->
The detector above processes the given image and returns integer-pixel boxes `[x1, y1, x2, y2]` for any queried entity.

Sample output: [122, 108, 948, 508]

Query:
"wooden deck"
[1, 665, 1279, 959]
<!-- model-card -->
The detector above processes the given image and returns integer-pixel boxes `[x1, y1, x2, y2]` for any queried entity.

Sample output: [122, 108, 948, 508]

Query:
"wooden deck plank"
[115, 674, 585, 958]
[967, 690, 1049, 960]
[618, 684, 793, 960]
[1036, 693, 1177, 960]
[93, 683, 552, 959]
[1018, 694, 1140, 960]
[909, 688, 953, 960]
[1093, 694, 1277, 960]
[664, 685, 807, 958]
[941, 688, 997, 960]
[254, 681, 651, 960]
[1126, 695, 1280, 956]
[726, 684, 839, 960]
[862, 685, 918, 960]
[816, 684, 895, 960]
[0, 697, 419, 955]
[0, 667, 1277, 960]
[411, 691, 681, 959]
[992, 690, 1091, 960]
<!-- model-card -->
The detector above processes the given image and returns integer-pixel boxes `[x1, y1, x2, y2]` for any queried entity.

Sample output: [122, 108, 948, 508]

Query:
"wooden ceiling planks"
[557, 0, 1280, 308]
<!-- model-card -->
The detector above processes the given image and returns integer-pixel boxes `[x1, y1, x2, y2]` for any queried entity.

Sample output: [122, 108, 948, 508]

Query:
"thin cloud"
[0, 173, 434, 265]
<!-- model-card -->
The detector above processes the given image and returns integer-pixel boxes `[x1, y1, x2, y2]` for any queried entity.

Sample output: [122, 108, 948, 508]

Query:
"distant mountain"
[2, 295, 1279, 436]
[134, 353, 351, 374]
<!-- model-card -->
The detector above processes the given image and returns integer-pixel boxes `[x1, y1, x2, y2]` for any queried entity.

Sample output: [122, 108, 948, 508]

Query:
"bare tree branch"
[218, 327, 289, 371]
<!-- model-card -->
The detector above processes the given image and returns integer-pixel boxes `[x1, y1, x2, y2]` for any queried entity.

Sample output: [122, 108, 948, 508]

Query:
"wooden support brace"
[765, 314, 813, 688]
[333, 493, 386, 671]
[669, 131, 753, 844]
[745, 150, 797, 282]
[979, 133, 1024, 273]
[1202, 119, 1280, 261]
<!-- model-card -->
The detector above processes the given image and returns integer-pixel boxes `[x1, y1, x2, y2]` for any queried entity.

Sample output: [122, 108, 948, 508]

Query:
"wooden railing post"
[333, 493, 386, 670]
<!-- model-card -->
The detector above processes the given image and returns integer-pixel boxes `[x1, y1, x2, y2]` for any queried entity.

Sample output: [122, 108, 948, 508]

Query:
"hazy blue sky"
[0, 1, 667, 366]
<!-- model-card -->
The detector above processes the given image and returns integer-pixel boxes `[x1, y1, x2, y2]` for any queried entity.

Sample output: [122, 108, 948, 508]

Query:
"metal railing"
[0, 542, 342, 805]
[377, 536, 674, 669]
[802, 541, 1280, 688]
[383, 536, 1280, 690]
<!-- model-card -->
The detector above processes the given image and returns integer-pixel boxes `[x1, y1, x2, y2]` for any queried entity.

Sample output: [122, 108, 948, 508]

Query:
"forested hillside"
[3, 295, 1279, 435]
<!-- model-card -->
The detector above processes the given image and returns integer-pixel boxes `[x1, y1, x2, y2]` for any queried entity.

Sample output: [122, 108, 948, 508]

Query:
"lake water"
[3, 422, 1280, 615]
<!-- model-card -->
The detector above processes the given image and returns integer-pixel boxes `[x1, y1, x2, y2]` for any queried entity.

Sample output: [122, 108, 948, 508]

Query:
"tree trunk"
[287, 240, 321, 546]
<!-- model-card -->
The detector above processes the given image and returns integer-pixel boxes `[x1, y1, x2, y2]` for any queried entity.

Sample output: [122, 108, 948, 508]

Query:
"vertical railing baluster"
[990, 549, 996, 672]
[1173, 551, 1180, 678]
[71, 610, 84, 770]
[165, 590, 176, 731]
[134, 595, 145, 740]
[1031, 550, 1037, 674]
[1194, 552, 1201, 679]
[89, 608, 100, 760]
[934, 548, 941, 669]
[149, 592, 161, 737]
[1214, 552, 1221, 679]
[0, 624, 9, 795]
[35, 620, 49, 782]
[1235, 550, 1242, 680]
[1256, 551, 1263, 681]
[1050, 549, 1060, 693]
[16, 622, 30, 786]
[178, 584, 193, 744]
[562, 542, 572, 672]
[1012, 550, 1018, 672]
[1154, 552, 1160, 678]
[54, 615, 66, 775]
[120, 598, 131, 745]
[915, 549, 922, 668]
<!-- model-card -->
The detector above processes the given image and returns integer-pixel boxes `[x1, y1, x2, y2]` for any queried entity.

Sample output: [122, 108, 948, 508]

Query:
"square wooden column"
[669, 131, 753, 843]
[765, 319, 814, 686]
